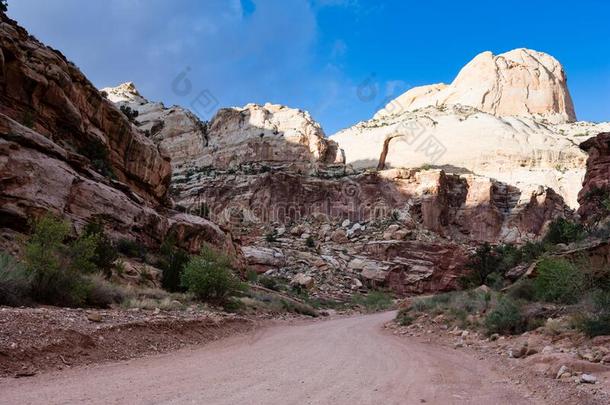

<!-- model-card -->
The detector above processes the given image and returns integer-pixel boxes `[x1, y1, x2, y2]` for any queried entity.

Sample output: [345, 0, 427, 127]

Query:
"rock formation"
[577, 133, 610, 224]
[100, 81, 577, 298]
[331, 49, 610, 208]
[0, 14, 236, 255]
[376, 49, 576, 123]
[101, 83, 345, 180]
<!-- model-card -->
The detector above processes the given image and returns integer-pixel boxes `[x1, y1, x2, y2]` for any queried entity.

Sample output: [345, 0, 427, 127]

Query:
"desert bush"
[460, 243, 502, 288]
[484, 298, 525, 335]
[65, 233, 99, 274]
[460, 242, 545, 288]
[0, 252, 31, 306]
[351, 291, 393, 312]
[506, 278, 537, 301]
[246, 269, 258, 283]
[395, 308, 414, 326]
[305, 236, 316, 248]
[280, 299, 318, 317]
[544, 217, 585, 245]
[78, 138, 115, 179]
[578, 314, 610, 337]
[24, 216, 94, 307]
[120, 105, 139, 122]
[520, 241, 546, 262]
[117, 238, 147, 259]
[158, 235, 189, 293]
[533, 258, 585, 304]
[84, 274, 126, 308]
[259, 275, 280, 291]
[265, 230, 278, 243]
[412, 290, 491, 319]
[84, 221, 118, 278]
[23, 215, 122, 307]
[240, 292, 318, 317]
[180, 247, 244, 304]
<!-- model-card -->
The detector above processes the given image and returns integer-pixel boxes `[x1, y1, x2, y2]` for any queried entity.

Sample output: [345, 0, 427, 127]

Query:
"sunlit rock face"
[102, 83, 345, 177]
[0, 14, 237, 256]
[375, 48, 576, 123]
[330, 49, 610, 208]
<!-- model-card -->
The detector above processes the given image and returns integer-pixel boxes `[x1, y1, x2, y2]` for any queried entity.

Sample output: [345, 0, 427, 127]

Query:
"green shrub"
[484, 298, 524, 335]
[78, 139, 115, 179]
[159, 235, 189, 293]
[305, 236, 315, 248]
[259, 275, 280, 291]
[21, 110, 35, 128]
[460, 242, 545, 288]
[84, 274, 126, 308]
[395, 308, 414, 326]
[351, 291, 393, 312]
[265, 230, 278, 243]
[520, 241, 546, 262]
[412, 290, 491, 319]
[544, 218, 584, 245]
[66, 233, 99, 274]
[280, 299, 319, 317]
[0, 1, 8, 13]
[533, 258, 585, 304]
[180, 247, 244, 304]
[0, 252, 31, 306]
[222, 297, 247, 313]
[84, 221, 118, 278]
[117, 238, 147, 259]
[506, 278, 536, 301]
[578, 314, 610, 337]
[460, 243, 502, 288]
[120, 105, 139, 122]
[246, 269, 258, 283]
[24, 216, 97, 307]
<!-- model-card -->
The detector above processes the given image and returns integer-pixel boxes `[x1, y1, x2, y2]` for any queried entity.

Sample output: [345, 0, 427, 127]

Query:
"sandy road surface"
[0, 311, 536, 405]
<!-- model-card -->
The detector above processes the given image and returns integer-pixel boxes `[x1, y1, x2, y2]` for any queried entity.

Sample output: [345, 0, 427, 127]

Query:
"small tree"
[0, 1, 7, 13]
[534, 258, 585, 304]
[84, 221, 118, 278]
[484, 298, 524, 335]
[25, 215, 96, 307]
[159, 234, 189, 292]
[544, 217, 584, 245]
[180, 246, 243, 304]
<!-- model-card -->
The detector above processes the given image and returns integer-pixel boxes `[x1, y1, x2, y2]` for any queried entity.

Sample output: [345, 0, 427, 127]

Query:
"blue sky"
[7, 0, 610, 134]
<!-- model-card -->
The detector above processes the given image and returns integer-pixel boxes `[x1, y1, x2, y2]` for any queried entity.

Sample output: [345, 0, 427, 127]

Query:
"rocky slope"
[330, 48, 610, 208]
[0, 14, 236, 255]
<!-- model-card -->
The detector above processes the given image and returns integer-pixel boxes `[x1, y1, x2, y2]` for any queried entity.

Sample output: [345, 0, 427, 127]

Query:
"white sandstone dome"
[376, 48, 576, 124]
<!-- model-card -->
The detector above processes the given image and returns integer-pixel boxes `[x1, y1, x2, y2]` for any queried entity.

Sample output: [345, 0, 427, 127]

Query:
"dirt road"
[0, 311, 536, 404]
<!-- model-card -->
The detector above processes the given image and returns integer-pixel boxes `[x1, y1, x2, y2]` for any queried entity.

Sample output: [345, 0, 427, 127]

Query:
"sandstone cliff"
[101, 83, 345, 180]
[376, 49, 576, 123]
[577, 132, 610, 224]
[101, 83, 575, 297]
[0, 14, 235, 255]
[330, 49, 610, 208]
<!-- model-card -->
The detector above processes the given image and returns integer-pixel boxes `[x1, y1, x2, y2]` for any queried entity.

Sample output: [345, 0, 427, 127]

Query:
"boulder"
[241, 246, 286, 272]
[291, 273, 314, 289]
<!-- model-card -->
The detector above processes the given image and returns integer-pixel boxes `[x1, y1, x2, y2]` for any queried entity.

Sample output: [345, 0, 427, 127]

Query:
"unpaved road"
[0, 311, 536, 405]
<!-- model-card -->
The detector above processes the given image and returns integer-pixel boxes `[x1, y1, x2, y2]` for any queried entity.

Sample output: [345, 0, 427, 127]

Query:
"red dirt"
[1, 311, 536, 404]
